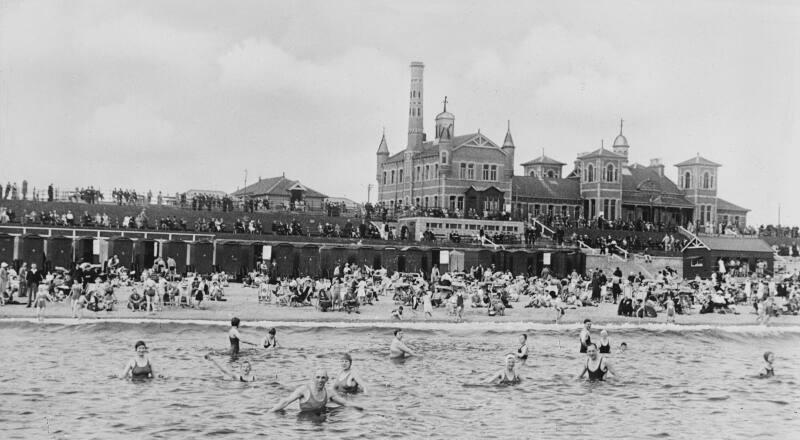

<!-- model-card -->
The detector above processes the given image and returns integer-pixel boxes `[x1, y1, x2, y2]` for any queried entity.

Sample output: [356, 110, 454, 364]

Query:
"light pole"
[367, 183, 374, 204]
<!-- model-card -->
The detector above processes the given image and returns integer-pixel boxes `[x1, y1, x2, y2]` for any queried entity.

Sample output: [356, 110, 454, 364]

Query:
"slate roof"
[577, 148, 626, 160]
[717, 198, 749, 212]
[675, 155, 721, 167]
[230, 176, 328, 198]
[700, 236, 774, 253]
[521, 154, 566, 166]
[512, 176, 581, 201]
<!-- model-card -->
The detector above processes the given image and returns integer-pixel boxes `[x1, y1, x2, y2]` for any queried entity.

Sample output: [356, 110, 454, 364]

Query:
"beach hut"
[477, 249, 493, 268]
[161, 240, 189, 274]
[134, 238, 158, 270]
[271, 243, 296, 277]
[189, 240, 214, 274]
[107, 236, 135, 268]
[382, 247, 399, 274]
[215, 241, 242, 275]
[0, 233, 14, 264]
[46, 236, 74, 270]
[73, 237, 96, 265]
[448, 250, 465, 273]
[320, 246, 349, 276]
[20, 234, 45, 266]
[356, 246, 381, 270]
[550, 251, 569, 278]
[298, 244, 320, 277]
[401, 247, 423, 274]
[510, 249, 531, 277]
[682, 236, 774, 279]
[463, 249, 481, 273]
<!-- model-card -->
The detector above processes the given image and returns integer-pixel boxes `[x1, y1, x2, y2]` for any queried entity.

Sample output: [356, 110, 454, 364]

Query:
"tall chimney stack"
[407, 62, 425, 150]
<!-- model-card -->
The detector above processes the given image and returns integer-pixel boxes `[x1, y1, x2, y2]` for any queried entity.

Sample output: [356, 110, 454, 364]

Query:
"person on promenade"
[576, 343, 617, 381]
[228, 317, 258, 356]
[204, 354, 255, 382]
[333, 353, 368, 394]
[389, 329, 415, 358]
[120, 341, 157, 380]
[269, 368, 361, 413]
[485, 354, 521, 385]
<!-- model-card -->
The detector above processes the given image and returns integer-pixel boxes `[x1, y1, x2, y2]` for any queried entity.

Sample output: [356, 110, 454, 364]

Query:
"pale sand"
[2, 284, 799, 328]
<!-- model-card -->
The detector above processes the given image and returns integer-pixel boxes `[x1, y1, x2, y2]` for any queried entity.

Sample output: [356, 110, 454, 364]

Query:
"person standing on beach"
[389, 329, 415, 358]
[422, 290, 433, 319]
[579, 319, 592, 353]
[666, 295, 676, 324]
[228, 317, 258, 356]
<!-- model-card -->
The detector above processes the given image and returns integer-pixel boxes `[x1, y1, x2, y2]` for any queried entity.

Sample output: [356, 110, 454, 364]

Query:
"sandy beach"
[2, 284, 798, 327]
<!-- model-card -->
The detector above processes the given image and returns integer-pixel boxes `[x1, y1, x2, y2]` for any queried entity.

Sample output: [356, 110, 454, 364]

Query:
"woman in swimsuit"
[333, 353, 368, 394]
[577, 343, 617, 381]
[120, 341, 156, 380]
[759, 351, 775, 377]
[598, 330, 611, 354]
[485, 354, 521, 385]
[262, 327, 279, 349]
[204, 354, 256, 382]
[516, 334, 529, 365]
[34, 285, 52, 322]
[270, 368, 360, 413]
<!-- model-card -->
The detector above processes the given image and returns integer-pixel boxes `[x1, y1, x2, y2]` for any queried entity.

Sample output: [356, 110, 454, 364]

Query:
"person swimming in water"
[759, 351, 775, 377]
[516, 334, 529, 365]
[598, 330, 611, 354]
[389, 329, 415, 358]
[618, 342, 628, 353]
[269, 368, 360, 413]
[485, 354, 521, 385]
[579, 319, 592, 353]
[204, 353, 256, 382]
[333, 353, 368, 394]
[228, 317, 257, 356]
[262, 327, 279, 349]
[576, 343, 617, 381]
[120, 341, 156, 380]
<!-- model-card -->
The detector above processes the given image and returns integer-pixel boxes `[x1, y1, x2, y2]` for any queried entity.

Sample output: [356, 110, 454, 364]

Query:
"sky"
[0, 0, 798, 226]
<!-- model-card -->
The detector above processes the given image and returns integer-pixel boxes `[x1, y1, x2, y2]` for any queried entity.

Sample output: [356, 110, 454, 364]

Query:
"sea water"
[0, 320, 798, 439]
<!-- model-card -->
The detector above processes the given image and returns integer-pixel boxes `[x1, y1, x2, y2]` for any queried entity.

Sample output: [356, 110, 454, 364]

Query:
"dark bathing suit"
[599, 341, 610, 353]
[518, 344, 528, 360]
[499, 371, 520, 385]
[580, 333, 591, 353]
[299, 387, 328, 412]
[230, 336, 240, 356]
[763, 367, 774, 377]
[338, 372, 360, 393]
[587, 357, 607, 381]
[131, 360, 152, 380]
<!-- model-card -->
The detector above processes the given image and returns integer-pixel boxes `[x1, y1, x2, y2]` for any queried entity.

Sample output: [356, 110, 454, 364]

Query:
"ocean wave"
[1, 317, 800, 336]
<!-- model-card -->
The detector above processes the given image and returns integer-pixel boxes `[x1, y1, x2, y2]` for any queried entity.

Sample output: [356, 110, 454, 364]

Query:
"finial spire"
[619, 118, 624, 135]
[601, 139, 604, 150]
[507, 120, 511, 131]
[442, 96, 448, 112]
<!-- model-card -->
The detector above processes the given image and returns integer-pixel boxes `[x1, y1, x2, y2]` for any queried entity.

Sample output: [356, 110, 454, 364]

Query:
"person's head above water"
[586, 343, 599, 359]
[134, 340, 148, 355]
[312, 368, 328, 390]
[600, 330, 608, 338]
[231, 317, 240, 328]
[394, 329, 403, 339]
[584, 319, 592, 329]
[241, 361, 252, 374]
[341, 353, 352, 369]
[519, 334, 527, 344]
[268, 327, 276, 336]
[764, 351, 774, 363]
[505, 353, 516, 368]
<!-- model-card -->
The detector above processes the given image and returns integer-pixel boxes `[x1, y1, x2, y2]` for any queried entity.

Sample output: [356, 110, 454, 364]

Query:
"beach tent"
[0, 233, 14, 264]
[189, 240, 214, 274]
[46, 236, 74, 269]
[161, 240, 189, 273]
[20, 234, 45, 266]
[107, 236, 135, 268]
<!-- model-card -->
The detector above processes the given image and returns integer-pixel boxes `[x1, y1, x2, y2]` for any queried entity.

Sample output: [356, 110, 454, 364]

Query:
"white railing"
[530, 218, 555, 238]
[0, 225, 214, 241]
[613, 244, 629, 260]
[577, 240, 598, 254]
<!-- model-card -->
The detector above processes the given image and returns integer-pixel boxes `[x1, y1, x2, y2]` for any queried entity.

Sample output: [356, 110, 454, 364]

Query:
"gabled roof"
[577, 147, 626, 160]
[453, 133, 504, 152]
[622, 164, 683, 195]
[231, 176, 327, 198]
[700, 236, 773, 253]
[717, 198, 749, 212]
[675, 155, 721, 167]
[521, 154, 566, 166]
[512, 176, 581, 201]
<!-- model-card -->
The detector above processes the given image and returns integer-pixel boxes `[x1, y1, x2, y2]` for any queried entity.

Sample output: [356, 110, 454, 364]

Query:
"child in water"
[262, 328, 279, 349]
[391, 306, 404, 320]
[759, 351, 775, 377]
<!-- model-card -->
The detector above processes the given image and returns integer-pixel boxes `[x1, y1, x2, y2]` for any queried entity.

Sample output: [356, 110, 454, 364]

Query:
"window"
[434, 164, 438, 177]
[590, 199, 596, 218]
[684, 171, 692, 189]
[399, 169, 403, 183]
[603, 199, 610, 219]
[710, 175, 714, 189]
[606, 164, 616, 182]
[460, 163, 467, 179]
[482, 164, 490, 180]
[587, 164, 595, 182]
[424, 165, 429, 180]
[457, 196, 464, 210]
[703, 172, 710, 189]
[449, 195, 456, 209]
[433, 195, 438, 207]
[415, 197, 420, 206]
[382, 171, 387, 185]
[390, 170, 395, 184]
[467, 163, 475, 180]
[441, 152, 448, 164]
[529, 170, 537, 177]
[547, 170, 555, 178]
[490, 165, 498, 181]
[534, 204, 540, 216]
[415, 166, 421, 181]
[424, 197, 429, 207]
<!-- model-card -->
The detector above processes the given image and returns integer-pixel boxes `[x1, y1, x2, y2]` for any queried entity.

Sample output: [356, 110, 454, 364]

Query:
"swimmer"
[485, 354, 521, 385]
[262, 327, 279, 349]
[391, 306, 404, 320]
[389, 329, 415, 358]
[618, 342, 628, 353]
[516, 334, 529, 365]
[204, 353, 256, 382]
[34, 286, 52, 322]
[269, 368, 361, 413]
[598, 330, 611, 354]
[333, 353, 368, 394]
[228, 317, 258, 356]
[120, 341, 156, 380]
[759, 351, 775, 377]
[576, 343, 617, 381]
[579, 319, 592, 353]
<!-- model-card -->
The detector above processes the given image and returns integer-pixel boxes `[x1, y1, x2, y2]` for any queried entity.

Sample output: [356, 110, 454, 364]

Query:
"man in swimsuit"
[269, 368, 359, 413]
[389, 329, 415, 358]
[579, 319, 592, 353]
[205, 354, 256, 382]
[486, 354, 521, 384]
[228, 317, 258, 356]
[576, 343, 617, 381]
[516, 334, 529, 365]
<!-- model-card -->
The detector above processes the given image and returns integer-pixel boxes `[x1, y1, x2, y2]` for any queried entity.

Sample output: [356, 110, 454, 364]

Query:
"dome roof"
[613, 134, 628, 147]
[436, 110, 454, 120]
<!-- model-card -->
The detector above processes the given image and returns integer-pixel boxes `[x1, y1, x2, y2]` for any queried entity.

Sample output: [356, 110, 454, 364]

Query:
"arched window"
[710, 175, 714, 189]
[703, 172, 710, 189]
[606, 164, 616, 182]
[547, 170, 555, 178]
[587, 164, 595, 182]
[529, 170, 536, 177]
[441, 152, 448, 164]
[684, 172, 692, 189]
[382, 171, 387, 185]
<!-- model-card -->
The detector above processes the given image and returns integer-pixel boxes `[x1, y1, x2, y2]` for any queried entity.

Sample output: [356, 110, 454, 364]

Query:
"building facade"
[376, 62, 514, 218]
